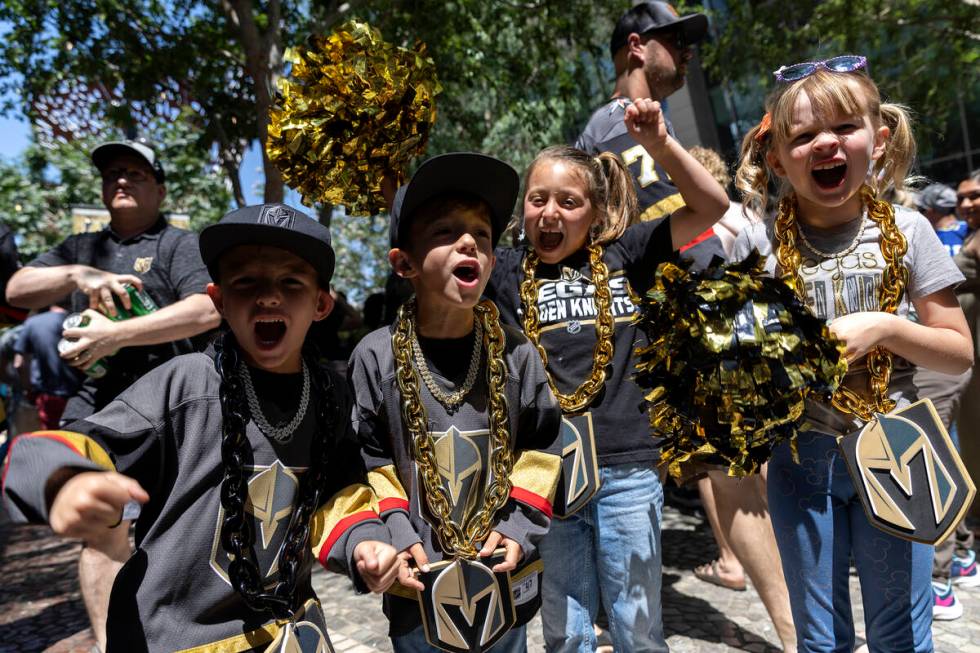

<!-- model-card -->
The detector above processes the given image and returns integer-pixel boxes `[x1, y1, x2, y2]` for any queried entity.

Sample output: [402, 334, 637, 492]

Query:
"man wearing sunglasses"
[576, 1, 709, 225]
[5, 138, 220, 652]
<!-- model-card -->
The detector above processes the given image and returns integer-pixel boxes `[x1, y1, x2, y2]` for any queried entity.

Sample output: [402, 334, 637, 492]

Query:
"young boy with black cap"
[3, 203, 404, 653]
[349, 153, 563, 652]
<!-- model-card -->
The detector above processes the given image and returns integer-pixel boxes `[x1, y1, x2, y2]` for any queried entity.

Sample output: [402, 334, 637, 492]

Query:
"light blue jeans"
[768, 430, 934, 653]
[539, 463, 667, 653]
[391, 624, 527, 653]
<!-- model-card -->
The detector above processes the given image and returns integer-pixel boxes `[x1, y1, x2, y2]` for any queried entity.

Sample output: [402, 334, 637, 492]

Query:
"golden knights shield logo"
[839, 399, 976, 545]
[552, 413, 601, 518]
[418, 554, 517, 653]
[420, 426, 492, 530]
[209, 461, 304, 584]
[133, 256, 153, 273]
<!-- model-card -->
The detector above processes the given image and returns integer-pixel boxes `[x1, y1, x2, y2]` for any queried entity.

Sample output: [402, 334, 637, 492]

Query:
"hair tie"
[754, 112, 772, 143]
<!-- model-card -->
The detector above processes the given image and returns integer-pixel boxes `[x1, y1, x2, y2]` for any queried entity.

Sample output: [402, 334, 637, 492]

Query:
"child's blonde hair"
[736, 68, 916, 218]
[522, 146, 639, 245]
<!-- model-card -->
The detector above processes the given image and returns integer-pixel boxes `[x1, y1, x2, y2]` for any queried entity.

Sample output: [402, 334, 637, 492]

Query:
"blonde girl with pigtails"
[731, 57, 973, 652]
[484, 98, 729, 652]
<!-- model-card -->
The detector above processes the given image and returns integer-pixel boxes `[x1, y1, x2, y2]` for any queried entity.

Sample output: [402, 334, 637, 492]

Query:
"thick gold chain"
[392, 298, 514, 559]
[774, 185, 909, 421]
[520, 244, 615, 413]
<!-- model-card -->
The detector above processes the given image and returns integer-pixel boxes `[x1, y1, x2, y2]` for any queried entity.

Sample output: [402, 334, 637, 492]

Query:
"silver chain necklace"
[410, 318, 483, 412]
[796, 211, 868, 260]
[239, 359, 311, 442]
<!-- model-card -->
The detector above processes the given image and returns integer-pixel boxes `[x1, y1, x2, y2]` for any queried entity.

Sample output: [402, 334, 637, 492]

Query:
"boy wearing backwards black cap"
[3, 203, 404, 652]
[349, 153, 563, 652]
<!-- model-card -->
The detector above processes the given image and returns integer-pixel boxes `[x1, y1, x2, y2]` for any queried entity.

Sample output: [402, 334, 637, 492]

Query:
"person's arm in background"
[59, 294, 220, 371]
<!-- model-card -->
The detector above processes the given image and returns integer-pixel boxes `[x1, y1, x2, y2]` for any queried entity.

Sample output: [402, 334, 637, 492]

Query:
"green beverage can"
[60, 313, 109, 378]
[57, 334, 108, 379]
[111, 284, 158, 319]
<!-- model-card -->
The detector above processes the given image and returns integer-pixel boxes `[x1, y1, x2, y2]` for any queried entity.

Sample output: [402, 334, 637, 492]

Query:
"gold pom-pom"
[267, 21, 441, 215]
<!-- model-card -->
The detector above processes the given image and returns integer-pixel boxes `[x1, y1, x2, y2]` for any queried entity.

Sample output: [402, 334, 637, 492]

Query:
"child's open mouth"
[538, 231, 563, 251]
[452, 262, 480, 285]
[254, 318, 287, 348]
[811, 161, 847, 189]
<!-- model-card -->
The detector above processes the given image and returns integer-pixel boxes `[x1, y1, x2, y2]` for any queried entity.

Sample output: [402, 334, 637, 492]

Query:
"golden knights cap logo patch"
[552, 413, 601, 518]
[209, 461, 303, 584]
[839, 399, 976, 545]
[418, 554, 517, 653]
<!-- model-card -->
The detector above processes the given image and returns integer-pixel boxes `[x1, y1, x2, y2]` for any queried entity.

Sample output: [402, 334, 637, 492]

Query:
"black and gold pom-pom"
[267, 21, 441, 215]
[634, 252, 847, 480]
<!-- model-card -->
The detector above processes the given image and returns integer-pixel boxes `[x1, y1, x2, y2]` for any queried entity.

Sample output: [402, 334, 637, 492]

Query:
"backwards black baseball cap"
[389, 152, 519, 249]
[91, 139, 166, 183]
[200, 203, 335, 288]
[610, 1, 708, 57]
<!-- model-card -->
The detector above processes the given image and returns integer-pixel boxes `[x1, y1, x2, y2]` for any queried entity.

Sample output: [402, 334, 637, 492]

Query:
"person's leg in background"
[695, 475, 747, 591]
[710, 467, 797, 652]
[79, 523, 132, 652]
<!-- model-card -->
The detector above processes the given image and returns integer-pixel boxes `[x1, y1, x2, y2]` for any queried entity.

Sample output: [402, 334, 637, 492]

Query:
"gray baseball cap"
[918, 183, 957, 213]
[610, 1, 708, 57]
[91, 140, 166, 183]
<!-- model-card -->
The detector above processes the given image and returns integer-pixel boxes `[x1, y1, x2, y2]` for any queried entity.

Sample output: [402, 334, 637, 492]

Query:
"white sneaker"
[933, 580, 963, 621]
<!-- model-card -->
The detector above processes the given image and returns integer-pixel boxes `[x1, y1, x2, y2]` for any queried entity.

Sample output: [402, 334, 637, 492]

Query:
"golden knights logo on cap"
[839, 399, 976, 544]
[418, 555, 517, 653]
[259, 204, 297, 228]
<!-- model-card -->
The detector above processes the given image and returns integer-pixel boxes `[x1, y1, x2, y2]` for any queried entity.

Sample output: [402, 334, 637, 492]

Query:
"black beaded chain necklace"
[214, 331, 337, 619]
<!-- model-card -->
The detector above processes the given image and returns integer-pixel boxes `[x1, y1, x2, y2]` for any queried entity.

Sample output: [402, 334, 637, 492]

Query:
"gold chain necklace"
[774, 185, 909, 421]
[392, 298, 514, 559]
[520, 244, 615, 413]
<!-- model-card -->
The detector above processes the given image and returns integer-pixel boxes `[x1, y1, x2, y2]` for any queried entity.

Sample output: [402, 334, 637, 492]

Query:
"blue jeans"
[391, 624, 527, 653]
[768, 430, 934, 653]
[539, 463, 667, 653]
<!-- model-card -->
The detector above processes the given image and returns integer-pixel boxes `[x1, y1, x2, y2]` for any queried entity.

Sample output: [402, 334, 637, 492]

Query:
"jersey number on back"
[620, 145, 660, 188]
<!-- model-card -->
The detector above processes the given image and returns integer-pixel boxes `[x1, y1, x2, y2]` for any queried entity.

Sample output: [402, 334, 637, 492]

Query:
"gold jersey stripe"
[368, 464, 409, 500]
[310, 483, 379, 557]
[639, 194, 686, 222]
[174, 598, 320, 652]
[510, 450, 562, 503]
[31, 430, 115, 471]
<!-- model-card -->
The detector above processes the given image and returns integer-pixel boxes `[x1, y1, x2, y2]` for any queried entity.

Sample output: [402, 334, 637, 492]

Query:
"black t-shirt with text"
[485, 218, 673, 465]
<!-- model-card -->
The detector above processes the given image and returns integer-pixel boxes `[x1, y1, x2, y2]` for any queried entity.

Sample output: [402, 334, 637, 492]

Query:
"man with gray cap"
[577, 1, 709, 224]
[910, 181, 974, 621]
[918, 182, 969, 256]
[5, 138, 220, 651]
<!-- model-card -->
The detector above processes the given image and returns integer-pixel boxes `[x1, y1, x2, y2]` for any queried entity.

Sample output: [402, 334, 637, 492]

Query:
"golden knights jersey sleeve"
[348, 324, 563, 636]
[2, 352, 387, 653]
[576, 98, 685, 222]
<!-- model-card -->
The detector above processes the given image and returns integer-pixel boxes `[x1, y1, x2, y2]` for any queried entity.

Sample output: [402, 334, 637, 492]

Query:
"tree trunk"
[221, 0, 285, 203]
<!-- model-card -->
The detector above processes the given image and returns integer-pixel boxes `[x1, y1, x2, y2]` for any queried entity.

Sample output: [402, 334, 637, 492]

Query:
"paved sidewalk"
[2, 504, 978, 652]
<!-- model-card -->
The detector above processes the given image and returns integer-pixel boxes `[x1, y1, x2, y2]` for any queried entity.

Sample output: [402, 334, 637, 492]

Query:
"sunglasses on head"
[772, 55, 867, 83]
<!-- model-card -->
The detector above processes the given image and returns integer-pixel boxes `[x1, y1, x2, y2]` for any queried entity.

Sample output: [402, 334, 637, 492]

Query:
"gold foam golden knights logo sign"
[552, 413, 601, 518]
[839, 399, 976, 544]
[418, 553, 517, 653]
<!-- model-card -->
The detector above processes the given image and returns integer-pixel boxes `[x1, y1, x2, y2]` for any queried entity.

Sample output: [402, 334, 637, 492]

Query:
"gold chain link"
[774, 185, 909, 421]
[392, 298, 514, 559]
[520, 244, 615, 413]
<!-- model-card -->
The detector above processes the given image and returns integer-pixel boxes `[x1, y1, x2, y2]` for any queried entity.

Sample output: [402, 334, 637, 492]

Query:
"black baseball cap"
[200, 203, 335, 288]
[389, 152, 519, 248]
[91, 139, 166, 183]
[610, 1, 708, 57]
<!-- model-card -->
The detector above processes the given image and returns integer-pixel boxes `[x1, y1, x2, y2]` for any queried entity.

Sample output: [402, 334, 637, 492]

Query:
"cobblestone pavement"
[2, 504, 978, 653]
